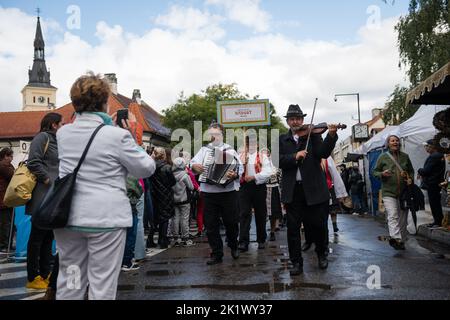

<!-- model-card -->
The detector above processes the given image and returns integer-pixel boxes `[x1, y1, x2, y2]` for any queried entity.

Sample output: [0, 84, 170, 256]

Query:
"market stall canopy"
[406, 62, 450, 105]
[361, 105, 448, 155]
[361, 125, 399, 154]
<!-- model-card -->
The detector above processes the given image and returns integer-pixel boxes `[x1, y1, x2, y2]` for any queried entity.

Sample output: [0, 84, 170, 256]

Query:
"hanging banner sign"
[217, 99, 271, 128]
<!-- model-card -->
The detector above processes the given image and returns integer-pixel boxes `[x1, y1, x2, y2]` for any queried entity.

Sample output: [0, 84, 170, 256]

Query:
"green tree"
[396, 0, 450, 86]
[382, 85, 419, 125]
[382, 0, 449, 124]
[162, 83, 288, 150]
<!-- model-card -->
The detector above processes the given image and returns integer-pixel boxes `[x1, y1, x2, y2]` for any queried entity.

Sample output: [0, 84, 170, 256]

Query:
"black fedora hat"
[284, 104, 307, 118]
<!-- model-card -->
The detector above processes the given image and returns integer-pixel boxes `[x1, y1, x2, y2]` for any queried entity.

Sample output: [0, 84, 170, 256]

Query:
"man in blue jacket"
[418, 139, 446, 228]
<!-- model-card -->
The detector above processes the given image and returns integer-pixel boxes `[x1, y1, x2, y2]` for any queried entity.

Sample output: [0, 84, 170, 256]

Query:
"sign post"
[217, 99, 270, 128]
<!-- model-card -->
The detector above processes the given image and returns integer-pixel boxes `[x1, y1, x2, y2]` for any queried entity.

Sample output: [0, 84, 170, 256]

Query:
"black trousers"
[0, 208, 13, 249]
[49, 254, 59, 291]
[286, 183, 329, 263]
[27, 224, 54, 282]
[149, 220, 169, 246]
[239, 182, 267, 245]
[428, 185, 444, 225]
[204, 191, 239, 259]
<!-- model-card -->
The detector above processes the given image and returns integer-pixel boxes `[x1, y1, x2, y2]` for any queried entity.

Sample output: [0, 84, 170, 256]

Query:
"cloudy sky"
[0, 0, 410, 131]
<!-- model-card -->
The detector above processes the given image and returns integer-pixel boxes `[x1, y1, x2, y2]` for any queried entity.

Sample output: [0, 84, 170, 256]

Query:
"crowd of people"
[0, 73, 449, 300]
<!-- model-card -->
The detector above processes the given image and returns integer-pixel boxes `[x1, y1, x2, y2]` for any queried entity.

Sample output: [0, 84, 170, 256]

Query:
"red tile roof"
[0, 94, 170, 140]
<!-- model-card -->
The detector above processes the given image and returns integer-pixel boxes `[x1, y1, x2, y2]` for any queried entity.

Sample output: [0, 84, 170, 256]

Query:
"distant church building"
[0, 15, 170, 165]
[21, 16, 57, 111]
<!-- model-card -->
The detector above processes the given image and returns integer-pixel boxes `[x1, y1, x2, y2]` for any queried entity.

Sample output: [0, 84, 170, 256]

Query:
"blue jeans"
[351, 194, 367, 213]
[122, 208, 138, 267]
[134, 194, 146, 260]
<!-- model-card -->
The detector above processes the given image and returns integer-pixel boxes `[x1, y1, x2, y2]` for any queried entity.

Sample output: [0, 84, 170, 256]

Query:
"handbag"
[32, 125, 105, 230]
[3, 136, 49, 208]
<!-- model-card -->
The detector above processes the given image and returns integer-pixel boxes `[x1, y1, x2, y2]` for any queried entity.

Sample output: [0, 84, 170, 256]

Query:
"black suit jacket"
[418, 152, 445, 189]
[279, 130, 338, 206]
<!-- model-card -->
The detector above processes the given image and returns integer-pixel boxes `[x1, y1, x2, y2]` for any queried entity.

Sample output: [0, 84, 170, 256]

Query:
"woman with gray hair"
[373, 134, 414, 250]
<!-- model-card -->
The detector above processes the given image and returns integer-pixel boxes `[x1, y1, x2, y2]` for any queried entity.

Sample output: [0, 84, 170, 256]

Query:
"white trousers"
[54, 228, 126, 300]
[383, 196, 408, 241]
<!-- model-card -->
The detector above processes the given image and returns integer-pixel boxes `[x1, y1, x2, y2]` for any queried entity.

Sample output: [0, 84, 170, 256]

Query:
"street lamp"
[334, 93, 372, 215]
[334, 93, 361, 124]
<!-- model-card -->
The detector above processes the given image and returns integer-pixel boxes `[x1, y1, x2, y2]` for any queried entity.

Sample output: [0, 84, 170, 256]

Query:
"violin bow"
[304, 98, 318, 152]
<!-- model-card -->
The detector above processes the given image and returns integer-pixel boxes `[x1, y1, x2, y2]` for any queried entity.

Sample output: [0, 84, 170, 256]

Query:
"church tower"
[21, 14, 57, 111]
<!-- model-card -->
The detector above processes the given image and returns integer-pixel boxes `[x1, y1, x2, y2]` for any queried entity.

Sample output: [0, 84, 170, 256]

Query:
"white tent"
[400, 105, 449, 179]
[361, 125, 399, 154]
[361, 105, 448, 182]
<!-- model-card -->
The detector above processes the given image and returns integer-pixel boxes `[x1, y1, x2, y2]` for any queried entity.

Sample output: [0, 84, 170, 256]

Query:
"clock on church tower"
[21, 15, 57, 112]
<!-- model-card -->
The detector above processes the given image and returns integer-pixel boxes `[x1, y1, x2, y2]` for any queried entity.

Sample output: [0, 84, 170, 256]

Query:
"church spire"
[34, 16, 45, 53]
[28, 13, 52, 87]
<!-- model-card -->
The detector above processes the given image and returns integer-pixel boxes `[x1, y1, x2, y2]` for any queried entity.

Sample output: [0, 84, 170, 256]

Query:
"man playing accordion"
[191, 122, 244, 265]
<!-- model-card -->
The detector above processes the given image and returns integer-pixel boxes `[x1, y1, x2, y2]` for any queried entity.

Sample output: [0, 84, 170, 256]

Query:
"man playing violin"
[279, 104, 338, 275]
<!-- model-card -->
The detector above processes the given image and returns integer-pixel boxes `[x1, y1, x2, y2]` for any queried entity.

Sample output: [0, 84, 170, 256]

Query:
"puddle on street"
[146, 270, 184, 276]
[145, 282, 332, 293]
[118, 285, 136, 291]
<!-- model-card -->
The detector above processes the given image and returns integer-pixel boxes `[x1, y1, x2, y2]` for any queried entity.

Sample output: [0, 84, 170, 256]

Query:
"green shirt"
[373, 151, 414, 198]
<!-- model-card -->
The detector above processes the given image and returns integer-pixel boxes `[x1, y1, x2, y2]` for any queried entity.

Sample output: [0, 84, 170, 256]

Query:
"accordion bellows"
[199, 146, 238, 187]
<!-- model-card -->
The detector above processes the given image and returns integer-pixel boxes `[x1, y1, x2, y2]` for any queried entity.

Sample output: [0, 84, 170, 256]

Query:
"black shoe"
[389, 238, 402, 250]
[270, 232, 276, 242]
[238, 243, 248, 252]
[258, 242, 266, 250]
[398, 242, 406, 250]
[159, 242, 169, 249]
[289, 262, 303, 276]
[301, 242, 312, 252]
[231, 249, 240, 260]
[318, 255, 328, 270]
[146, 240, 157, 248]
[333, 223, 339, 233]
[206, 257, 223, 266]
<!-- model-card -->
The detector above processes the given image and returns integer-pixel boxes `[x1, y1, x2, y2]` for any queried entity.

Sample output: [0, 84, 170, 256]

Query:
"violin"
[295, 122, 347, 137]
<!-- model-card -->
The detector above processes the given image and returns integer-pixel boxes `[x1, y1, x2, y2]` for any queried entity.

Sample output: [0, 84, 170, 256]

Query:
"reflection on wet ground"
[118, 215, 450, 300]
[143, 282, 332, 293]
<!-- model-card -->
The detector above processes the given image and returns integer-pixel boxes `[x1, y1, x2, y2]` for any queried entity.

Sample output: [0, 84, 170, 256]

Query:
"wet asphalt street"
[117, 214, 450, 300]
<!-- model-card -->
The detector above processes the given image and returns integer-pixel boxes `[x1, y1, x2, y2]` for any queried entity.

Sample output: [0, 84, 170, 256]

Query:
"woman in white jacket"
[55, 73, 155, 300]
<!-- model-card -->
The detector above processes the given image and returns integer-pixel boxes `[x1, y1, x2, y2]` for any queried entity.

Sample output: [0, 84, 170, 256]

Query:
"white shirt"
[326, 157, 348, 199]
[190, 143, 244, 193]
[293, 134, 302, 182]
[243, 151, 272, 185]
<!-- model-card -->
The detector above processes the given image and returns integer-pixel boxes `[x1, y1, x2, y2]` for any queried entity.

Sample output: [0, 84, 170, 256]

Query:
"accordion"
[199, 146, 239, 187]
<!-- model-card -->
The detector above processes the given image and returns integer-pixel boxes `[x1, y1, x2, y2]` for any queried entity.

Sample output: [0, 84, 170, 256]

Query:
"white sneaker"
[183, 239, 194, 247]
[121, 262, 140, 272]
[174, 238, 182, 247]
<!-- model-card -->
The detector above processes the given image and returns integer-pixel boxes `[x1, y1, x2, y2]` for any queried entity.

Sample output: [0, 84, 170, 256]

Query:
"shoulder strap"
[73, 124, 105, 175]
[385, 151, 403, 172]
[43, 134, 50, 155]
